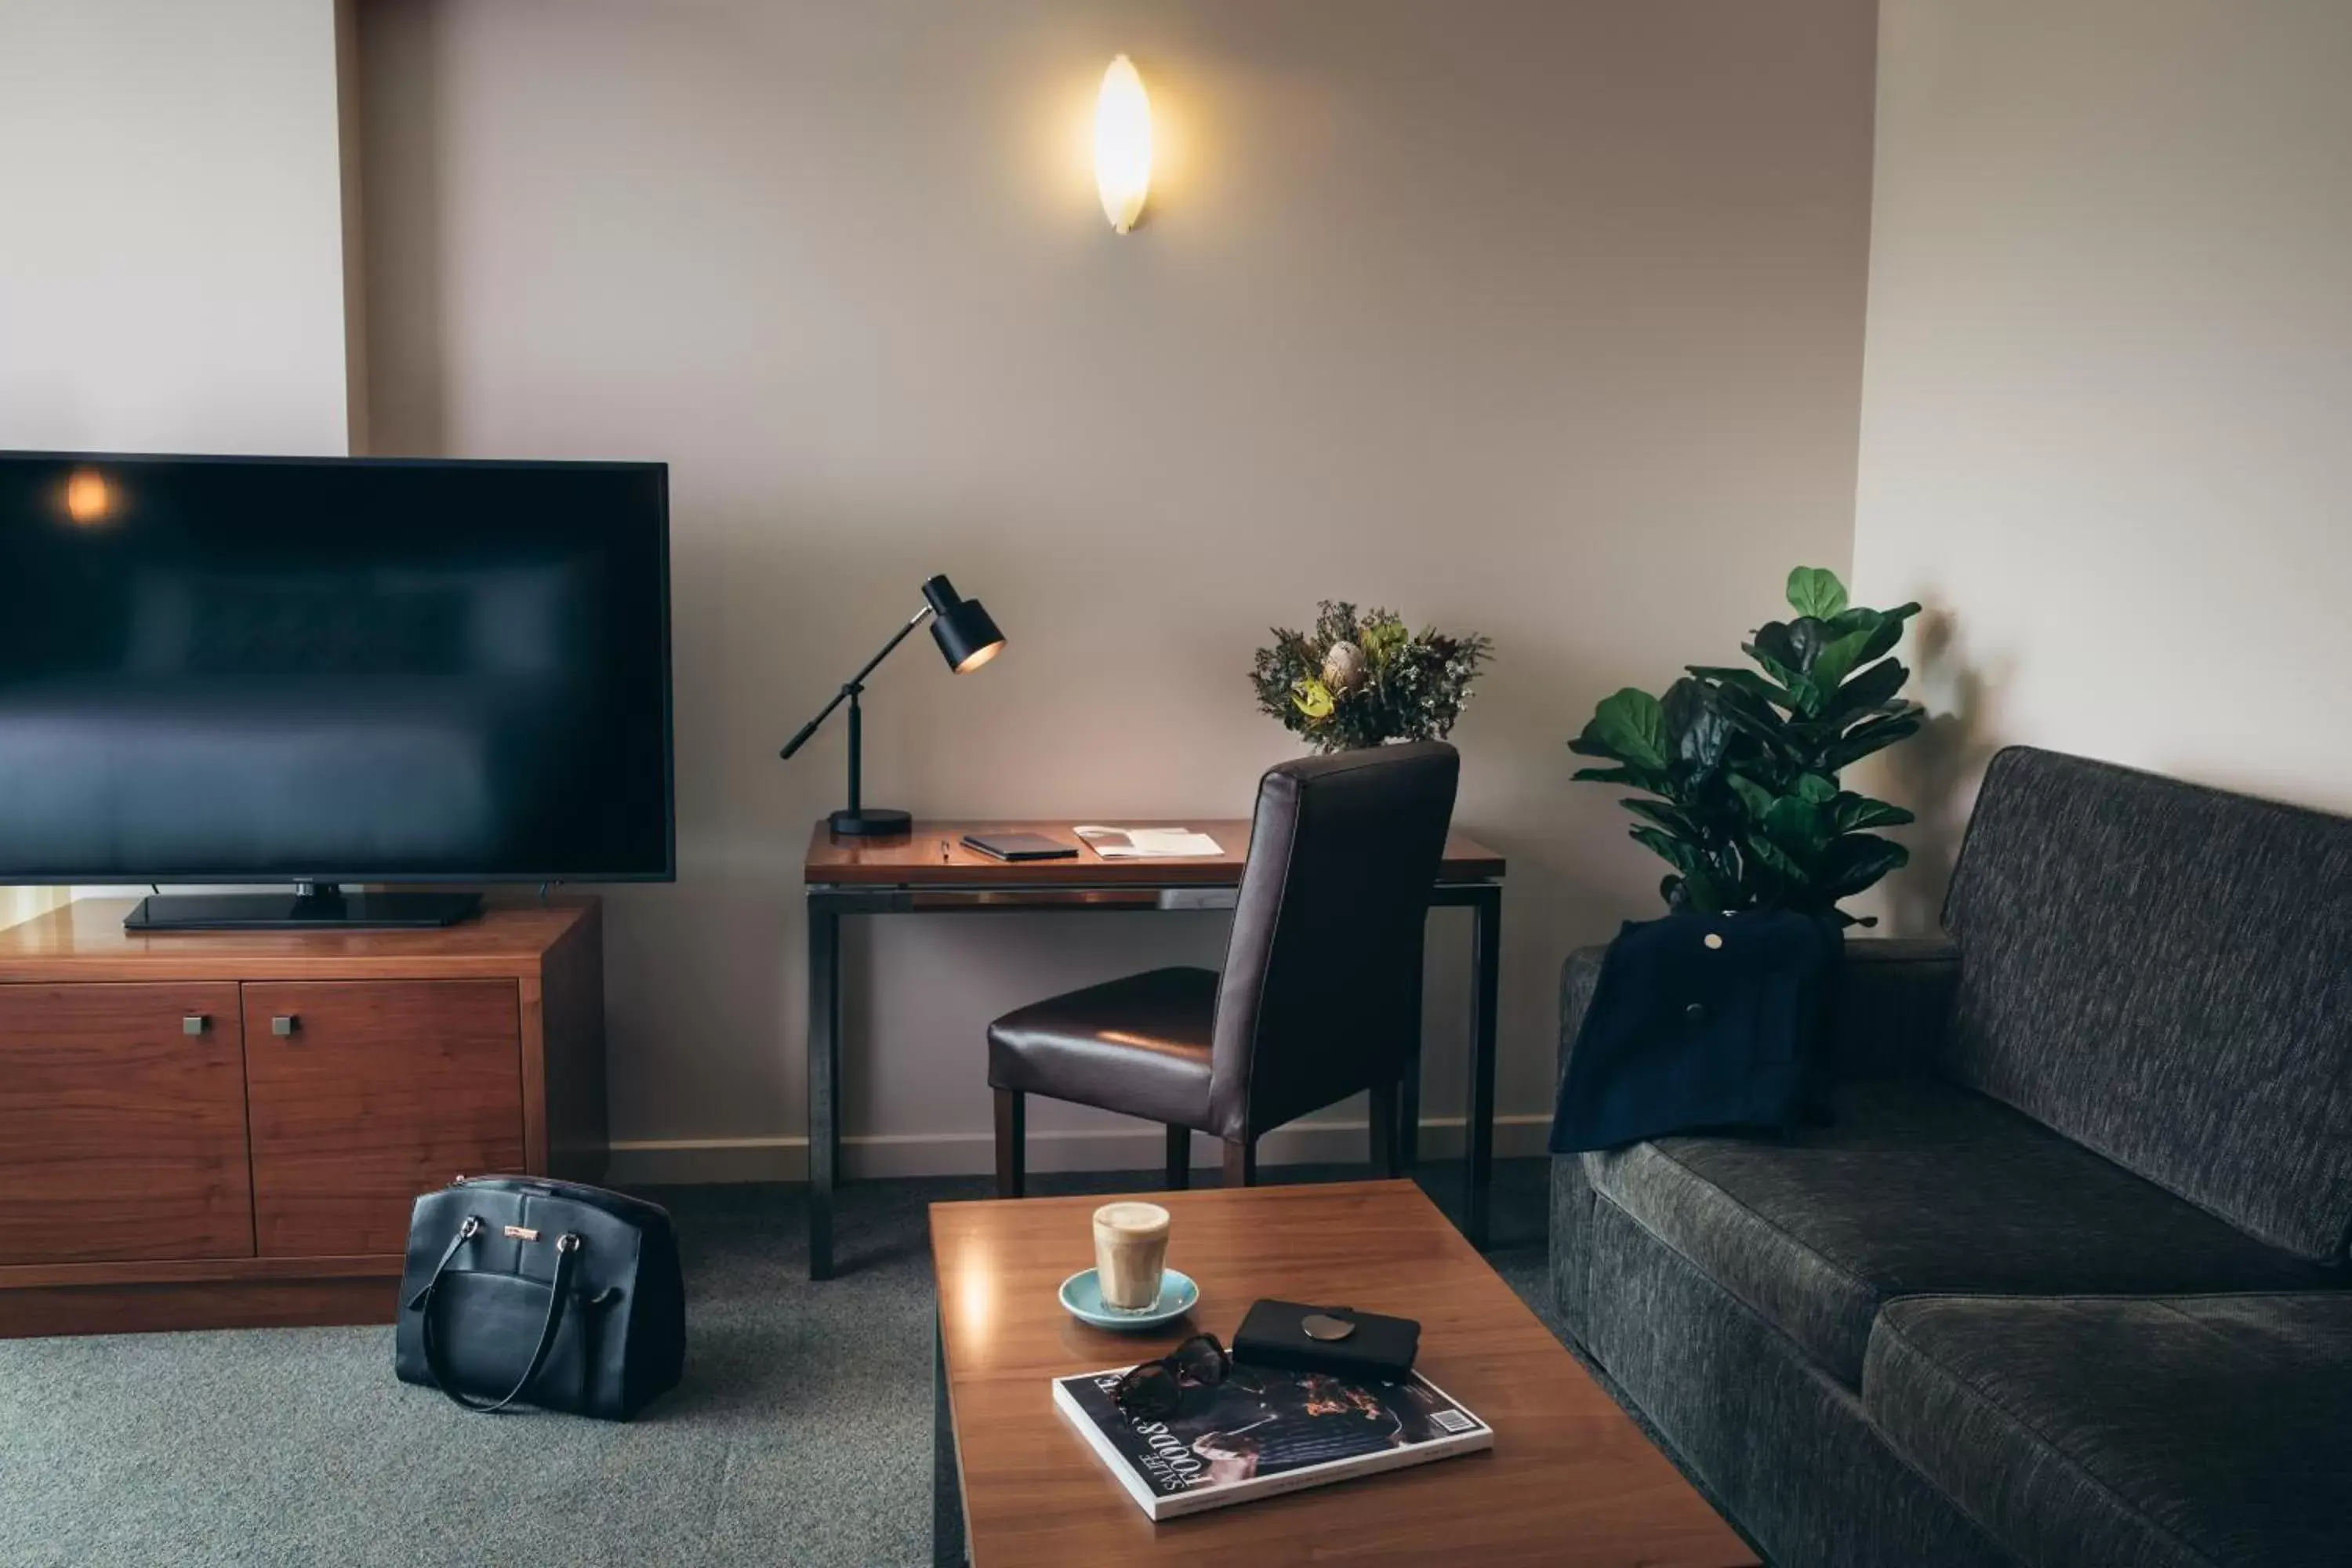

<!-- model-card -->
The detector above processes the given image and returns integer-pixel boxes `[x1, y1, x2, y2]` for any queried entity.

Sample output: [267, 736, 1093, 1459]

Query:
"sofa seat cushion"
[1584, 1079, 2331, 1387]
[1865, 1293, 2352, 1568]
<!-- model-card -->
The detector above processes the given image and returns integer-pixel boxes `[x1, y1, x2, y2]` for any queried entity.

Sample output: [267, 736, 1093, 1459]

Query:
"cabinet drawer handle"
[272, 1014, 299, 1037]
[183, 1014, 209, 1036]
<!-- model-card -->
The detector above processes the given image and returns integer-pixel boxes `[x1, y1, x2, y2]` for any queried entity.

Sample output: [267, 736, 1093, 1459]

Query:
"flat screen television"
[0, 452, 673, 929]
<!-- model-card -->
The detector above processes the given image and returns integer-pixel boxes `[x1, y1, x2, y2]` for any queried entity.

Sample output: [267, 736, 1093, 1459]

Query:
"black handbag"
[395, 1174, 684, 1421]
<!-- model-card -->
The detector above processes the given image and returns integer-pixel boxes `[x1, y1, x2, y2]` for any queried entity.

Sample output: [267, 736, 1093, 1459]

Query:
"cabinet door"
[0, 983, 252, 1265]
[245, 980, 524, 1257]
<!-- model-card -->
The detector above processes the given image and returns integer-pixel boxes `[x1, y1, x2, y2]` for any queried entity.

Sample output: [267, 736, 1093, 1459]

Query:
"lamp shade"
[923, 574, 1005, 673]
[1094, 54, 1151, 234]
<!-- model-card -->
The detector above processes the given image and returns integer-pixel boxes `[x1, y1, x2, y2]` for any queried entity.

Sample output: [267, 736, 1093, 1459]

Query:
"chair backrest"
[1207, 741, 1461, 1141]
[1942, 746, 2352, 1262]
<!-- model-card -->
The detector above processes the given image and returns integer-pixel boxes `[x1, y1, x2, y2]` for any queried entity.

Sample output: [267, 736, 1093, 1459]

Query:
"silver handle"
[183, 1014, 209, 1036]
[272, 1014, 299, 1037]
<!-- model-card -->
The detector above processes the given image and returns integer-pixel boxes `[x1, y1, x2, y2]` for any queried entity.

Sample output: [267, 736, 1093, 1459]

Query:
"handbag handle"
[408, 1216, 583, 1414]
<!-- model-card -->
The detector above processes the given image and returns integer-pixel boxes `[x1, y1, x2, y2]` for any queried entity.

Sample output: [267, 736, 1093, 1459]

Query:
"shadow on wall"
[1875, 603, 2006, 935]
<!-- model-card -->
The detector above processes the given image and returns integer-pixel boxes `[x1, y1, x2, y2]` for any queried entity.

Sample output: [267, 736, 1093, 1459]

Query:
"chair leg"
[1163, 1124, 1191, 1190]
[1221, 1137, 1258, 1189]
[993, 1088, 1025, 1199]
[1369, 1080, 1403, 1178]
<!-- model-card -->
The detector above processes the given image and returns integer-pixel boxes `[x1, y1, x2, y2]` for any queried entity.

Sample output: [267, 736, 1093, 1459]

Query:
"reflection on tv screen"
[0, 454, 673, 882]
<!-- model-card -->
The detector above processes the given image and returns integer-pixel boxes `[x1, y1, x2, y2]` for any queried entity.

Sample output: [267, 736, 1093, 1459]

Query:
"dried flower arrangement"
[1250, 602, 1492, 753]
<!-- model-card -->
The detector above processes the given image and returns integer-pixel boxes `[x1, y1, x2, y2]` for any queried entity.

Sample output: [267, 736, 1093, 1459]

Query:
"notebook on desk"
[960, 832, 1079, 862]
[1073, 826, 1225, 859]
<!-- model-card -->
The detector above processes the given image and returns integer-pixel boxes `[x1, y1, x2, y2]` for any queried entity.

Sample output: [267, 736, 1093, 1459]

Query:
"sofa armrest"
[1552, 946, 1611, 1345]
[1826, 937, 1961, 1080]
[1558, 943, 1610, 1088]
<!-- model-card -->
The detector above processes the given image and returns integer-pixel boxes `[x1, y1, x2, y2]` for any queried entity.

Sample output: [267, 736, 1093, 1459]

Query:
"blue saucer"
[1059, 1267, 1199, 1330]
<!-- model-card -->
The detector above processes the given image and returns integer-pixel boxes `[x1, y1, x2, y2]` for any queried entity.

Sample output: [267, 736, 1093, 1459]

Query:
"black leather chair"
[986, 741, 1461, 1194]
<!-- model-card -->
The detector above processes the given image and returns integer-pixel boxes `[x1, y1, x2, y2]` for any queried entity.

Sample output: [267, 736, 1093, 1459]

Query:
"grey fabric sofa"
[1551, 746, 2352, 1568]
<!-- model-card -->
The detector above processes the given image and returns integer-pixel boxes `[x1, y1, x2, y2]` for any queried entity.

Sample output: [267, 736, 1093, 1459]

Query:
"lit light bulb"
[1094, 55, 1151, 234]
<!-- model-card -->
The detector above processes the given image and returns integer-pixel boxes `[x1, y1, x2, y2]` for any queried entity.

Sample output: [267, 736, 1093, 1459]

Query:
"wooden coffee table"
[929, 1179, 1755, 1566]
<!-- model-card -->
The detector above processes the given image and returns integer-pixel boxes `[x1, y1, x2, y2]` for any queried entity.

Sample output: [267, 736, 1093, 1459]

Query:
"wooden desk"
[929, 1181, 1753, 1566]
[803, 821, 1506, 1280]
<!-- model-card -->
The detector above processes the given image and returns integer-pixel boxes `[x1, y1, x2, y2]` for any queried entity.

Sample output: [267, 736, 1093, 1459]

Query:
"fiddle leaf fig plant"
[1570, 567, 1925, 926]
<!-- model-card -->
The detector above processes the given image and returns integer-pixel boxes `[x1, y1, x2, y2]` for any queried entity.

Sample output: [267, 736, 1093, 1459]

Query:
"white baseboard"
[604, 1114, 1554, 1186]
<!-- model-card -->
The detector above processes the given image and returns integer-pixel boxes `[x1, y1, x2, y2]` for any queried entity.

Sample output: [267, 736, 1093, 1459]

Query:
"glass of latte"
[1091, 1201, 1171, 1310]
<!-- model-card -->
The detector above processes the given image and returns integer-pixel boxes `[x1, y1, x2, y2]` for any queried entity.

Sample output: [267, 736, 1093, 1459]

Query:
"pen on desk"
[939, 837, 950, 864]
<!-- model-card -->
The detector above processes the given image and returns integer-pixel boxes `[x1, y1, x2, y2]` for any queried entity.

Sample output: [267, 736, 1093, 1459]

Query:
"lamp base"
[828, 807, 913, 837]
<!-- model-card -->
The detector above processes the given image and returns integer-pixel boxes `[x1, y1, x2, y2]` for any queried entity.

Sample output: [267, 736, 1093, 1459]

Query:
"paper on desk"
[1073, 826, 1225, 859]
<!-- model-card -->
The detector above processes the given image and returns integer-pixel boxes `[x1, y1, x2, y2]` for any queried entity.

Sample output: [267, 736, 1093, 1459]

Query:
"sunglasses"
[1110, 1333, 1231, 1418]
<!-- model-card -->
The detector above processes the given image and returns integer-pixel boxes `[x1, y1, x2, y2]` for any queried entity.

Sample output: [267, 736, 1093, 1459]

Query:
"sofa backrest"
[1942, 746, 2352, 1263]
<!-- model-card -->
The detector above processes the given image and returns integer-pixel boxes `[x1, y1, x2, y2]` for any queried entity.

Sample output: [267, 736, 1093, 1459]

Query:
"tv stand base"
[124, 887, 483, 931]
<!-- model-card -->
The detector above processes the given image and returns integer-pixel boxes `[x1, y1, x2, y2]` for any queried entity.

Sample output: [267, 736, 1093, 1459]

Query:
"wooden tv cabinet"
[0, 897, 605, 1338]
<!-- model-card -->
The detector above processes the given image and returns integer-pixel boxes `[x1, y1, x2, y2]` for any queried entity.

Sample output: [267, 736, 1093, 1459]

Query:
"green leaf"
[1749, 622, 1803, 676]
[1853, 613, 1908, 666]
[1579, 688, 1669, 771]
[1786, 617, 1828, 673]
[1729, 774, 1776, 822]
[1688, 666, 1795, 710]
[1622, 797, 1703, 840]
[1676, 864, 1737, 913]
[1740, 650, 1809, 697]
[1708, 679, 1795, 746]
[1745, 625, 1828, 716]
[1762, 794, 1831, 860]
[1820, 657, 1910, 724]
[1809, 626, 1878, 691]
[1631, 825, 1704, 878]
[1832, 793, 1915, 832]
[1821, 833, 1910, 896]
[1786, 566, 1849, 620]
[1745, 834, 1809, 884]
[1661, 677, 1733, 773]
[1795, 772, 1837, 804]
[1822, 710, 1924, 771]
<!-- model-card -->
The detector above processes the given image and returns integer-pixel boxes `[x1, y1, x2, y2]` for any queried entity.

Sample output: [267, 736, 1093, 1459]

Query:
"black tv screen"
[0, 452, 673, 884]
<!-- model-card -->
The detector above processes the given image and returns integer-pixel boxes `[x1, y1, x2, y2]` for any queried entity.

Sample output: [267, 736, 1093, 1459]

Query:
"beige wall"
[0, 0, 353, 458]
[1853, 0, 2352, 930]
[357, 0, 1878, 1178]
[0, 0, 356, 931]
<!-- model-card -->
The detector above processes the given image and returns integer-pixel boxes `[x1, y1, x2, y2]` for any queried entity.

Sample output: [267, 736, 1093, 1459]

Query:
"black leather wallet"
[1232, 1299, 1420, 1381]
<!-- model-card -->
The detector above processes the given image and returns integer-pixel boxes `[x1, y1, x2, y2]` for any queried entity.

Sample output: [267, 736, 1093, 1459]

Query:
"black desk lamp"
[779, 574, 1005, 836]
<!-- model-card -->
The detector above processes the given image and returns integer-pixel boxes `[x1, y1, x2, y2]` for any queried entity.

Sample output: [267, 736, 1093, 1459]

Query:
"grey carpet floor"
[0, 1162, 1566, 1568]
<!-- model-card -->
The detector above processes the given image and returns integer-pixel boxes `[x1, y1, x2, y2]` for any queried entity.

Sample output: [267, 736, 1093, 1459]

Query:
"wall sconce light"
[1094, 54, 1151, 234]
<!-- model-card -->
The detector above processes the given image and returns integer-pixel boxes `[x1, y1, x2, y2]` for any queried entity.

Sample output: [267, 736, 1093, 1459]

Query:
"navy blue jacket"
[1549, 912, 1842, 1153]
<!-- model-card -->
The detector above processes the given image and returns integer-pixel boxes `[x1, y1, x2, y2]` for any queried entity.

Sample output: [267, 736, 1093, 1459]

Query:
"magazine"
[1051, 1357, 1492, 1520]
[1072, 825, 1225, 859]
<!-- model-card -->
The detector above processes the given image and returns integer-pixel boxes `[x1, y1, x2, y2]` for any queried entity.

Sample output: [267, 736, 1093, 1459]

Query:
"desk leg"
[934, 1309, 967, 1567]
[808, 898, 841, 1281]
[1464, 886, 1501, 1250]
